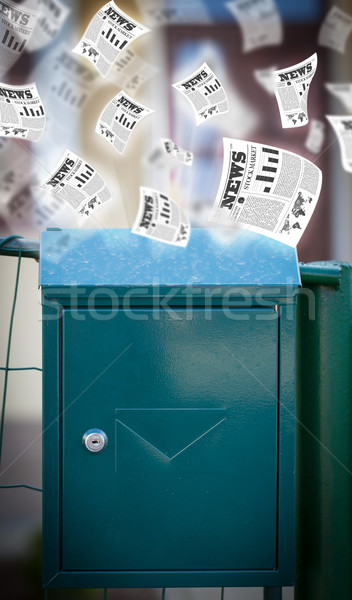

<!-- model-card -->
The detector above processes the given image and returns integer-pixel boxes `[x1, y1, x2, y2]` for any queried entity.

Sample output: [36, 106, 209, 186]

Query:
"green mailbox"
[40, 228, 300, 595]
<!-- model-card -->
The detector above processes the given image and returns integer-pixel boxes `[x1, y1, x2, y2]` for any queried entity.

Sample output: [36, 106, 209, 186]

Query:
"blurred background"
[0, 0, 351, 597]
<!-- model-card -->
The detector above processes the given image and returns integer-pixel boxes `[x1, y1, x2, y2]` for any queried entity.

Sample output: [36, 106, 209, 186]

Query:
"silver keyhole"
[82, 429, 108, 453]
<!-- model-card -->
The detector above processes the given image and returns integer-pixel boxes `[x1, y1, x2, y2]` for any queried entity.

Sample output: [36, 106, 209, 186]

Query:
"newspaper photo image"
[325, 82, 352, 112]
[318, 6, 352, 54]
[161, 138, 193, 166]
[226, 0, 282, 53]
[107, 47, 158, 94]
[208, 137, 322, 247]
[23, 0, 70, 52]
[132, 186, 190, 247]
[304, 119, 325, 154]
[40, 149, 113, 222]
[273, 53, 317, 128]
[0, 0, 38, 76]
[95, 90, 154, 155]
[72, 1, 150, 78]
[172, 62, 229, 126]
[0, 82, 46, 141]
[326, 115, 352, 173]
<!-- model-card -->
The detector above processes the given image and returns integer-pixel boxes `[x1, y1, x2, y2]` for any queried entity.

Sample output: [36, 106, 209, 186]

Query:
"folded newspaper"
[132, 186, 190, 247]
[40, 150, 113, 222]
[226, 0, 282, 53]
[326, 115, 352, 173]
[161, 138, 193, 166]
[208, 138, 322, 247]
[96, 91, 154, 155]
[318, 6, 352, 54]
[172, 62, 229, 126]
[0, 82, 46, 141]
[0, 0, 38, 76]
[273, 53, 317, 128]
[72, 1, 150, 78]
[22, 0, 70, 52]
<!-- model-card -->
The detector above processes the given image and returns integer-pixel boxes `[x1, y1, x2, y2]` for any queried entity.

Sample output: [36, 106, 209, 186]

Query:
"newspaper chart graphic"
[209, 138, 322, 247]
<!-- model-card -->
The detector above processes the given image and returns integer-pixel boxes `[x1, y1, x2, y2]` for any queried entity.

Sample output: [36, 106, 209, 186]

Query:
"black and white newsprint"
[132, 186, 190, 247]
[318, 6, 352, 54]
[273, 53, 317, 128]
[172, 62, 228, 126]
[226, 0, 282, 53]
[40, 150, 113, 222]
[0, 82, 45, 141]
[72, 1, 150, 78]
[209, 138, 322, 247]
[325, 82, 352, 112]
[95, 90, 154, 155]
[326, 115, 352, 173]
[0, 0, 38, 76]
[161, 138, 193, 166]
[107, 47, 158, 94]
[23, 0, 70, 52]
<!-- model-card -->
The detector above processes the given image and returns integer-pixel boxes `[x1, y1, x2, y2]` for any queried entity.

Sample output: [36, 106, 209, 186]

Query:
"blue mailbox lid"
[39, 228, 300, 289]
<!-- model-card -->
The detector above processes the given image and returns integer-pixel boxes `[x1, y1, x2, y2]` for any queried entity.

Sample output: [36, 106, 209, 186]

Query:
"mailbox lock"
[82, 429, 108, 453]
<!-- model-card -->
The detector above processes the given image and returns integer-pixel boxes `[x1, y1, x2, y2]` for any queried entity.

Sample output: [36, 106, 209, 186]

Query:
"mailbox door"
[61, 307, 278, 572]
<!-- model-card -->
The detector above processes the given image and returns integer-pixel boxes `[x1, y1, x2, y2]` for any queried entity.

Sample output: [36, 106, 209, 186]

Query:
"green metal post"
[296, 262, 352, 600]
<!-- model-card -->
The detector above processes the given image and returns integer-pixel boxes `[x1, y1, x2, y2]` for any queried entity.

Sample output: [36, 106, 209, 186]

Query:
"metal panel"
[61, 308, 278, 572]
[42, 303, 61, 585]
[296, 262, 352, 600]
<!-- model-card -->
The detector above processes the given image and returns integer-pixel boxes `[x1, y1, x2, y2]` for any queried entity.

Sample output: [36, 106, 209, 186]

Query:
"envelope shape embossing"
[115, 408, 226, 471]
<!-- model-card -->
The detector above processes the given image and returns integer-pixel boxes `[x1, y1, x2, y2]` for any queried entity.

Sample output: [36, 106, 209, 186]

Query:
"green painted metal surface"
[62, 308, 278, 572]
[0, 235, 40, 259]
[41, 228, 298, 589]
[296, 262, 352, 600]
